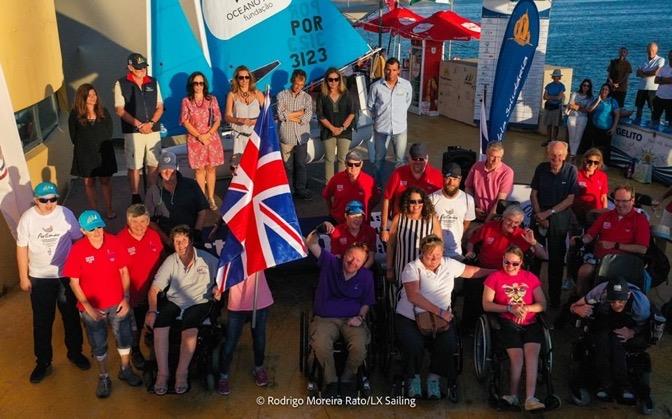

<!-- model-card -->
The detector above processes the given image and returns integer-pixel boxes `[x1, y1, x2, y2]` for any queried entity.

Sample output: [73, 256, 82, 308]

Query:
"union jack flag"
[216, 91, 307, 291]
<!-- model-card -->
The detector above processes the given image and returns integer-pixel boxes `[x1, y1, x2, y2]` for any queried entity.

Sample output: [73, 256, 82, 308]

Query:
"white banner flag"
[0, 65, 35, 239]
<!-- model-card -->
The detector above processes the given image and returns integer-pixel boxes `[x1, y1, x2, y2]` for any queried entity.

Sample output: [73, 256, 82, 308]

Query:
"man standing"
[464, 142, 514, 223]
[277, 69, 313, 200]
[634, 43, 665, 124]
[429, 163, 475, 259]
[322, 150, 376, 225]
[652, 50, 672, 128]
[368, 57, 413, 187]
[530, 141, 579, 307]
[380, 143, 442, 242]
[17, 182, 89, 383]
[116, 204, 164, 369]
[114, 52, 164, 204]
[607, 47, 633, 108]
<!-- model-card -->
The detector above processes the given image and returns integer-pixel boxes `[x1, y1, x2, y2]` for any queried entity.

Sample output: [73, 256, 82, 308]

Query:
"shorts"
[154, 300, 212, 330]
[124, 132, 161, 170]
[499, 319, 544, 349]
[543, 108, 563, 127]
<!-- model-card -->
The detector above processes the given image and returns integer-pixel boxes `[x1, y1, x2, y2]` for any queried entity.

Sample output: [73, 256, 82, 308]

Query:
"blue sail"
[201, 0, 370, 98]
[151, 0, 212, 135]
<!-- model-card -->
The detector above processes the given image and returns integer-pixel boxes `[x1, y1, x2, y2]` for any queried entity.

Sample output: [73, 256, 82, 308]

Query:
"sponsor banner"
[487, 0, 539, 142]
[612, 124, 672, 185]
[0, 65, 35, 238]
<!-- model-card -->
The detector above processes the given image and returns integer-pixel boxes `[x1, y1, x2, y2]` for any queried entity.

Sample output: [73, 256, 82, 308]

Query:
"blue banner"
[487, 0, 539, 142]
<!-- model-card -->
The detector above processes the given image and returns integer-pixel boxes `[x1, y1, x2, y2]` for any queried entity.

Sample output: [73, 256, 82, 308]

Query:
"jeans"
[373, 130, 408, 186]
[323, 137, 351, 182]
[81, 306, 133, 358]
[30, 277, 84, 365]
[280, 142, 309, 194]
[220, 308, 269, 374]
[566, 115, 587, 156]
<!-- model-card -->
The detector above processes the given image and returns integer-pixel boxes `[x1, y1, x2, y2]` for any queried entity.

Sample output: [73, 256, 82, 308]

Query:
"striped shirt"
[394, 215, 434, 285]
[276, 88, 313, 146]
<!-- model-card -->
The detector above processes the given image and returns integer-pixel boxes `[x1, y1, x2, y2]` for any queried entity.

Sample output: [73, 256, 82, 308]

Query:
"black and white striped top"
[394, 215, 434, 285]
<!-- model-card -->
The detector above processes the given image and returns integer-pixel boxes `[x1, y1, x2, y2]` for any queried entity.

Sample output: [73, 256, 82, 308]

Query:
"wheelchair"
[569, 303, 666, 414]
[143, 300, 225, 394]
[473, 313, 561, 411]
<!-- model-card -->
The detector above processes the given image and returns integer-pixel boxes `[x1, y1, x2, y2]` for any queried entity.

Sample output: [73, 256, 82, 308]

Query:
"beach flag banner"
[487, 0, 539, 142]
[479, 99, 489, 160]
[0, 65, 34, 239]
[216, 90, 307, 291]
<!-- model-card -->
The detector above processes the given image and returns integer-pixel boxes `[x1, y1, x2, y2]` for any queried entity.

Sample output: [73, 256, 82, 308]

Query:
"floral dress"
[180, 96, 224, 169]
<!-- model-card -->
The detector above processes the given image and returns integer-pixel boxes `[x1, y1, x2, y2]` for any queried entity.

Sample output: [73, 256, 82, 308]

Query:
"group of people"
[543, 43, 672, 164]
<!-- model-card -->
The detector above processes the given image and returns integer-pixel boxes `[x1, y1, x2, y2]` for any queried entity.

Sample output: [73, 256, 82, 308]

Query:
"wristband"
[148, 310, 158, 315]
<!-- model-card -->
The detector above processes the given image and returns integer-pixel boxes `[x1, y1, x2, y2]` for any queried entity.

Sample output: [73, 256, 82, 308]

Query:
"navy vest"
[117, 76, 160, 134]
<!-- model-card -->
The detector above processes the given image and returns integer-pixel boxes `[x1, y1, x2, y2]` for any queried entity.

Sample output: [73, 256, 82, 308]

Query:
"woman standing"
[316, 68, 355, 182]
[482, 246, 548, 411]
[573, 148, 609, 227]
[386, 186, 442, 286]
[180, 72, 223, 211]
[225, 66, 265, 173]
[580, 83, 620, 164]
[566, 79, 593, 160]
[69, 84, 117, 219]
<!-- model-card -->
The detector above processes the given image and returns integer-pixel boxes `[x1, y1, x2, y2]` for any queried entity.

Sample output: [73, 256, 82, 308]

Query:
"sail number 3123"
[290, 48, 327, 68]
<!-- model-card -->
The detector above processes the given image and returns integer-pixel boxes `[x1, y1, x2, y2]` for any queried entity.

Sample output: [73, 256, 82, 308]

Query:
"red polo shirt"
[329, 223, 377, 256]
[469, 221, 532, 269]
[323, 170, 375, 224]
[573, 169, 608, 218]
[63, 233, 129, 311]
[384, 164, 443, 214]
[587, 209, 650, 259]
[116, 227, 164, 307]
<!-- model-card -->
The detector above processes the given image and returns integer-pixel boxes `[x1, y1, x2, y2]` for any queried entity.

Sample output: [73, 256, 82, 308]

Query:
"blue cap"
[345, 200, 365, 215]
[34, 181, 59, 198]
[79, 210, 106, 232]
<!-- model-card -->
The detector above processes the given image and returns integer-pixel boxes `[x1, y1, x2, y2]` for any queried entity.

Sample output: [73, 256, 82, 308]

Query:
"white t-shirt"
[656, 65, 672, 100]
[16, 206, 82, 278]
[637, 55, 665, 91]
[396, 257, 465, 321]
[429, 189, 475, 257]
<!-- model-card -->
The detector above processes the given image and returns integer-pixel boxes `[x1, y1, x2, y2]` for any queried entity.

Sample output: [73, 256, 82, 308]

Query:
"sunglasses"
[85, 226, 103, 232]
[192, 81, 204, 86]
[411, 157, 426, 162]
[585, 160, 600, 166]
[237, 75, 251, 80]
[327, 77, 340, 82]
[346, 161, 362, 168]
[409, 199, 424, 205]
[38, 197, 58, 204]
[503, 260, 521, 267]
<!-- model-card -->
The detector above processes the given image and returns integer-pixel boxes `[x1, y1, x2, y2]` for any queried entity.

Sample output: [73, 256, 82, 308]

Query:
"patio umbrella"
[355, 7, 424, 34]
[401, 10, 481, 41]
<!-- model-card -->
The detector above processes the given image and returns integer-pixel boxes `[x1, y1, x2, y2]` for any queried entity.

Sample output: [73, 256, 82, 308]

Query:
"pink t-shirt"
[227, 271, 274, 311]
[483, 270, 541, 326]
[464, 161, 514, 216]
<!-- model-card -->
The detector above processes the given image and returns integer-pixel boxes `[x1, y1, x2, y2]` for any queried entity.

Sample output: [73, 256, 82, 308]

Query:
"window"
[14, 94, 60, 151]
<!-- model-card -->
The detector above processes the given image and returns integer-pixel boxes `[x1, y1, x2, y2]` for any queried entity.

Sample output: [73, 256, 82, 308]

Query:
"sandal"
[175, 373, 189, 395]
[153, 374, 168, 396]
[208, 197, 218, 211]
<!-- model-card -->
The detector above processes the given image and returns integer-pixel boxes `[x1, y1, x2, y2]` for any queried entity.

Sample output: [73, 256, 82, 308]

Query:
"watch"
[550, 208, 556, 215]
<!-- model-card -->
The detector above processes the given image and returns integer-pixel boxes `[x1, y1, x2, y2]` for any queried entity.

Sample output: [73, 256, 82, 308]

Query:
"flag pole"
[251, 271, 259, 328]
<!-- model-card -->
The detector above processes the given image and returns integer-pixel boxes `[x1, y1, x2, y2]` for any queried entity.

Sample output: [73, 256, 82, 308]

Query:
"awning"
[401, 10, 481, 41]
[354, 7, 424, 34]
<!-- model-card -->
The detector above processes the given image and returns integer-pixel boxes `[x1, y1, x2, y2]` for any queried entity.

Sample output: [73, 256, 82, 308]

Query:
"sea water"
[354, 0, 672, 112]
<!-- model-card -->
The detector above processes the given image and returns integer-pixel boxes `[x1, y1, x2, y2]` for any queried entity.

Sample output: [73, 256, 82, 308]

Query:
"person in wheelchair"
[575, 183, 650, 296]
[570, 275, 653, 408]
[482, 245, 548, 411]
[396, 235, 494, 399]
[145, 225, 220, 395]
[305, 229, 375, 398]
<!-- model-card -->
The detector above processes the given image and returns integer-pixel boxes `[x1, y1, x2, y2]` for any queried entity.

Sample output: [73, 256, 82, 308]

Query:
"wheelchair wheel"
[538, 325, 553, 383]
[544, 394, 562, 410]
[474, 315, 491, 382]
[299, 312, 309, 376]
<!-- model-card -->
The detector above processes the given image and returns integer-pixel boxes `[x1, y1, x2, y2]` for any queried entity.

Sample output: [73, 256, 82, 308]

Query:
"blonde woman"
[316, 67, 355, 182]
[225, 66, 265, 172]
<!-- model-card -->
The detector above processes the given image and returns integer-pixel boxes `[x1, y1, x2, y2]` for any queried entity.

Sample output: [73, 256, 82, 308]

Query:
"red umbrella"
[355, 7, 424, 34]
[401, 10, 481, 41]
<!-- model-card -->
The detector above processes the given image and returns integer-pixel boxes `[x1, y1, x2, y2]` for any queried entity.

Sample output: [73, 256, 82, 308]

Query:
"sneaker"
[68, 353, 91, 371]
[118, 367, 143, 387]
[561, 277, 575, 290]
[216, 376, 230, 396]
[640, 395, 654, 415]
[621, 388, 636, 404]
[596, 387, 612, 402]
[524, 396, 545, 411]
[407, 375, 422, 398]
[29, 363, 52, 384]
[131, 349, 146, 371]
[426, 376, 441, 400]
[253, 367, 269, 387]
[96, 375, 112, 398]
[501, 394, 519, 407]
